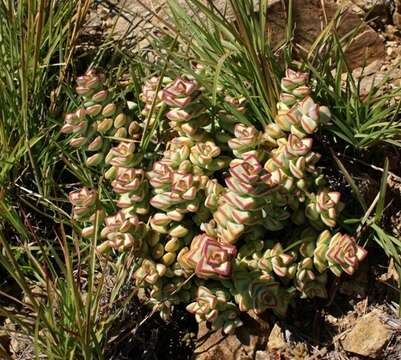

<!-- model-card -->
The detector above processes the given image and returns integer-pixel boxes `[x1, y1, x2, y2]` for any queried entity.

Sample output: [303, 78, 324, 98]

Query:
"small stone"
[255, 350, 269, 360]
[267, 323, 286, 352]
[326, 314, 338, 324]
[386, 24, 399, 36]
[352, 59, 382, 78]
[341, 309, 392, 358]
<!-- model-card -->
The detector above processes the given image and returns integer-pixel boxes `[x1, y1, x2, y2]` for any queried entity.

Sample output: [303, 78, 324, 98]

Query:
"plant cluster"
[62, 68, 367, 334]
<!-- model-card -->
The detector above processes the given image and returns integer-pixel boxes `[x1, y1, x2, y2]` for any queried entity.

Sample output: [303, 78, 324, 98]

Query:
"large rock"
[265, 0, 385, 69]
[341, 309, 392, 358]
[114, 0, 384, 69]
[194, 316, 269, 360]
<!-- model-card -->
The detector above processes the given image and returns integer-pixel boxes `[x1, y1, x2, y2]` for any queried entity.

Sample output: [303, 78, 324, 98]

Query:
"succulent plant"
[178, 233, 237, 278]
[111, 167, 150, 215]
[105, 141, 144, 179]
[279, 69, 311, 108]
[189, 141, 230, 174]
[232, 269, 291, 317]
[213, 154, 282, 243]
[227, 124, 262, 159]
[162, 77, 210, 140]
[264, 69, 331, 141]
[68, 187, 97, 220]
[68, 187, 103, 238]
[314, 230, 367, 276]
[265, 135, 320, 186]
[149, 168, 206, 215]
[61, 69, 368, 335]
[305, 190, 344, 228]
[294, 257, 328, 299]
[258, 243, 297, 279]
[186, 286, 243, 334]
[61, 69, 141, 168]
[96, 211, 147, 253]
[274, 97, 330, 139]
[140, 76, 170, 127]
[134, 258, 167, 286]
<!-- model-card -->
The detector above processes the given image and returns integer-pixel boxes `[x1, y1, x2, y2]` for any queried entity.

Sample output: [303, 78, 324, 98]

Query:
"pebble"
[341, 309, 392, 358]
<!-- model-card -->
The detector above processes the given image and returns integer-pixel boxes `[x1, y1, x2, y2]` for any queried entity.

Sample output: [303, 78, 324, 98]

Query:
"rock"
[385, 24, 401, 41]
[267, 323, 286, 352]
[195, 316, 268, 360]
[114, 0, 384, 69]
[325, 314, 338, 325]
[343, 29, 385, 69]
[341, 309, 392, 358]
[255, 350, 269, 360]
[352, 59, 382, 77]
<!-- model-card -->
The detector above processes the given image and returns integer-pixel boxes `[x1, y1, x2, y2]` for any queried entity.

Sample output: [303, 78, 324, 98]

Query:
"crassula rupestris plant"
[62, 68, 367, 335]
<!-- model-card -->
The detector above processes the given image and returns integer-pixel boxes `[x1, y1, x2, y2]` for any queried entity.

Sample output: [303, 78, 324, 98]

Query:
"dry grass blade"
[330, 148, 367, 212]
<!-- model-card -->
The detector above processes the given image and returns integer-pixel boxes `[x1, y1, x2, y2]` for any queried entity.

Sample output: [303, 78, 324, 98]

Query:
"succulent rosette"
[148, 213, 194, 271]
[149, 170, 206, 215]
[112, 167, 150, 215]
[96, 211, 146, 253]
[295, 257, 328, 299]
[295, 96, 331, 138]
[265, 135, 319, 183]
[189, 141, 230, 174]
[225, 96, 246, 113]
[314, 231, 367, 276]
[232, 270, 291, 317]
[187, 286, 242, 334]
[163, 137, 193, 169]
[68, 187, 103, 238]
[305, 190, 343, 228]
[273, 69, 331, 139]
[262, 123, 285, 147]
[204, 179, 225, 211]
[227, 124, 262, 159]
[179, 234, 237, 279]
[134, 258, 167, 286]
[105, 142, 143, 170]
[213, 154, 282, 243]
[68, 187, 97, 220]
[279, 69, 310, 107]
[140, 76, 170, 127]
[275, 98, 330, 139]
[258, 243, 297, 279]
[162, 77, 211, 140]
